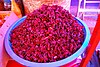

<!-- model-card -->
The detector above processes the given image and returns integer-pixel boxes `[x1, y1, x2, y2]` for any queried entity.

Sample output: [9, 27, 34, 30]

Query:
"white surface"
[77, 0, 100, 19]
[0, 12, 19, 67]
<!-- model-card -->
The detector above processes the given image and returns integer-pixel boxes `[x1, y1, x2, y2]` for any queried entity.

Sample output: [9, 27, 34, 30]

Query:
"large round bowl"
[4, 16, 90, 67]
